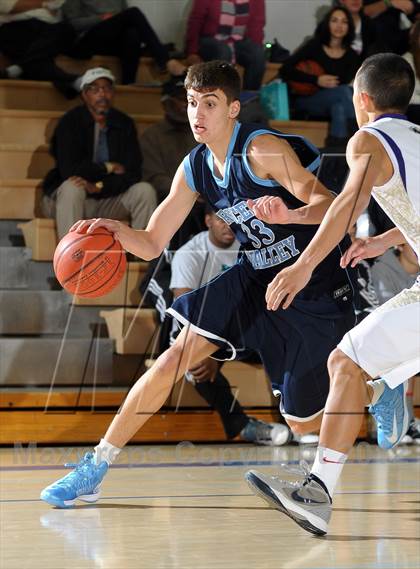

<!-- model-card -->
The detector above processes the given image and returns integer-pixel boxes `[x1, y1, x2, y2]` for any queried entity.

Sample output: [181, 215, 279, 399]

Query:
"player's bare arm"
[71, 164, 197, 260]
[265, 130, 391, 310]
[340, 227, 408, 268]
[246, 135, 334, 225]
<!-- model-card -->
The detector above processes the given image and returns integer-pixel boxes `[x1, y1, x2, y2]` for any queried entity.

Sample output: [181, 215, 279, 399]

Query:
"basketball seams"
[54, 229, 127, 298]
[54, 231, 114, 271]
[60, 239, 119, 287]
[74, 248, 126, 298]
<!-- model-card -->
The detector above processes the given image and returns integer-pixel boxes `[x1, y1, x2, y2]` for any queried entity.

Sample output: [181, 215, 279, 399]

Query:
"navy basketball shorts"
[167, 261, 355, 422]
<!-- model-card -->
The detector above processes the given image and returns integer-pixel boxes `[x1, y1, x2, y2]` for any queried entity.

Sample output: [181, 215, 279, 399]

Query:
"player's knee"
[328, 348, 360, 386]
[153, 343, 186, 381]
[287, 416, 321, 436]
[287, 420, 311, 436]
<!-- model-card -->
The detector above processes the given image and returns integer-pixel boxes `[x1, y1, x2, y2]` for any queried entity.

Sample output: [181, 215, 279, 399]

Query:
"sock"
[6, 64, 22, 78]
[310, 446, 348, 498]
[93, 438, 121, 466]
[367, 380, 385, 406]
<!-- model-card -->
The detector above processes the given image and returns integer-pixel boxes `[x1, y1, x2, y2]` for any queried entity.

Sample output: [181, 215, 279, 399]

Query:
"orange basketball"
[53, 227, 127, 298]
[289, 60, 324, 96]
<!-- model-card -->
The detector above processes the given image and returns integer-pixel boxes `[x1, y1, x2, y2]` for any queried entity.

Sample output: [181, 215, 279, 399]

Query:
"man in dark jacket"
[42, 67, 157, 239]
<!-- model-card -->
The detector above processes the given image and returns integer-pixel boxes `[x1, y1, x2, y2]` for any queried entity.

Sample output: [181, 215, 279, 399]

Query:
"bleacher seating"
[1, 56, 380, 445]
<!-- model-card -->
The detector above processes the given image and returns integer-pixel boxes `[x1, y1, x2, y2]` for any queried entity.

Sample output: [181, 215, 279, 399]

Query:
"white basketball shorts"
[338, 280, 420, 388]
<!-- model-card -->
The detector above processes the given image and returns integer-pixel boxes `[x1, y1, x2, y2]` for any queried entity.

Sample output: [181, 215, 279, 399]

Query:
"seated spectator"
[363, 0, 419, 55]
[62, 0, 185, 84]
[141, 77, 197, 203]
[403, 20, 420, 124]
[0, 0, 80, 97]
[42, 67, 157, 239]
[280, 6, 360, 147]
[371, 243, 419, 304]
[170, 205, 293, 445]
[334, 0, 377, 59]
[185, 0, 266, 90]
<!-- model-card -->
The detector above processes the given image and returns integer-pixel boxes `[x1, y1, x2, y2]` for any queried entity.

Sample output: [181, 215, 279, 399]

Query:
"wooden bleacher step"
[0, 387, 281, 444]
[0, 245, 55, 289]
[17, 218, 57, 261]
[100, 307, 159, 354]
[0, 110, 162, 146]
[55, 55, 281, 86]
[271, 119, 328, 148]
[56, 55, 167, 85]
[0, 109, 327, 148]
[73, 261, 148, 306]
[0, 337, 114, 386]
[0, 179, 41, 219]
[0, 80, 163, 114]
[0, 143, 52, 179]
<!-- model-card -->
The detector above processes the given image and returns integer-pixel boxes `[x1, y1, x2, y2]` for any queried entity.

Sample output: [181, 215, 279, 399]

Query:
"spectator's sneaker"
[245, 466, 332, 536]
[40, 452, 108, 508]
[369, 380, 409, 449]
[240, 418, 292, 446]
[400, 419, 420, 445]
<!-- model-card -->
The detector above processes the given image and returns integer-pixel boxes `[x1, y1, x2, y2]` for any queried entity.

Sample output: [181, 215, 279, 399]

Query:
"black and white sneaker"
[245, 463, 332, 536]
[240, 418, 292, 446]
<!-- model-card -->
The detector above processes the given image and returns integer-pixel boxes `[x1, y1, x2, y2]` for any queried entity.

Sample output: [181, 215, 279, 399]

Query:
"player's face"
[187, 88, 239, 144]
[329, 10, 349, 41]
[206, 213, 236, 248]
[82, 78, 114, 116]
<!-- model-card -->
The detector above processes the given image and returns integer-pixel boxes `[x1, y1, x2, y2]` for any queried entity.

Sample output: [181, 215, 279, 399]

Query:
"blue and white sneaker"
[369, 380, 409, 449]
[40, 452, 108, 508]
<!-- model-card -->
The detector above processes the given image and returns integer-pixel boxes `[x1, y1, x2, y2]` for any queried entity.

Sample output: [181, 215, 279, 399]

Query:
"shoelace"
[54, 453, 98, 493]
[372, 398, 399, 432]
[269, 460, 312, 487]
[63, 453, 92, 470]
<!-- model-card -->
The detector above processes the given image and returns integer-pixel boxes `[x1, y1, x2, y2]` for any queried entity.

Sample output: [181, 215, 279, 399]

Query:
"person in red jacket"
[185, 0, 266, 90]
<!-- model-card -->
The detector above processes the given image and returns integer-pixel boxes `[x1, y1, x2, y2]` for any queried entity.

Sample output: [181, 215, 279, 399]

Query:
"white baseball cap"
[80, 67, 116, 91]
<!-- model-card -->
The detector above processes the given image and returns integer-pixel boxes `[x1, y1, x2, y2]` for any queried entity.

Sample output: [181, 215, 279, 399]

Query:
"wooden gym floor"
[1, 443, 419, 569]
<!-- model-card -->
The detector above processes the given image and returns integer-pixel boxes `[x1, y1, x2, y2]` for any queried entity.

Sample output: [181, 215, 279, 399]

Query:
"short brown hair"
[184, 60, 241, 103]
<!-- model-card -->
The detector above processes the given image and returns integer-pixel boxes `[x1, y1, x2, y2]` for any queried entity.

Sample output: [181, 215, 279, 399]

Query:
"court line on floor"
[1, 488, 420, 505]
[1, 456, 419, 472]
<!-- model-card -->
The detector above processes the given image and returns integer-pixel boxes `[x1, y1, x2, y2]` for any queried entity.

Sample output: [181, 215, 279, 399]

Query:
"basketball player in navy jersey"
[40, 61, 355, 509]
[246, 53, 420, 536]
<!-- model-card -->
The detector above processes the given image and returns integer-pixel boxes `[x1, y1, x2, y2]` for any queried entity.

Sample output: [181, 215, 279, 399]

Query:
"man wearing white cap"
[42, 67, 157, 239]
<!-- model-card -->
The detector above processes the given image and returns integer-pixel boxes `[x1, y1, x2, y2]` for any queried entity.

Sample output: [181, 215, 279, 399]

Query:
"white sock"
[367, 379, 385, 406]
[6, 64, 22, 78]
[93, 438, 122, 466]
[310, 446, 348, 498]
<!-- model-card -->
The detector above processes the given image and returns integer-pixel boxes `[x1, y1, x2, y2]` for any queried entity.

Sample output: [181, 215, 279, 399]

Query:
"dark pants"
[0, 18, 78, 96]
[68, 7, 169, 84]
[199, 36, 266, 90]
[295, 85, 355, 138]
[193, 367, 249, 439]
